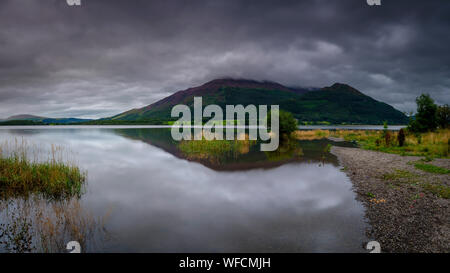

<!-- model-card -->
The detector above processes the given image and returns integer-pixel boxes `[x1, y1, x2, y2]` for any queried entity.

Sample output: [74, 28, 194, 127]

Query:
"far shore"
[0, 124, 407, 130]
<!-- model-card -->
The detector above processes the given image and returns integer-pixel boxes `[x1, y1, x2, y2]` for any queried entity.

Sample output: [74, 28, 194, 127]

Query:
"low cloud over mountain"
[0, 0, 449, 118]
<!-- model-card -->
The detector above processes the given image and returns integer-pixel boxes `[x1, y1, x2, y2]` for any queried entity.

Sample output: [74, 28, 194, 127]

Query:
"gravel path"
[331, 146, 450, 253]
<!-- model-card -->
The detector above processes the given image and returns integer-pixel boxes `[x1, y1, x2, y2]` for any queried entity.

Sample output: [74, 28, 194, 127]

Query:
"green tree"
[408, 94, 438, 132]
[436, 104, 449, 129]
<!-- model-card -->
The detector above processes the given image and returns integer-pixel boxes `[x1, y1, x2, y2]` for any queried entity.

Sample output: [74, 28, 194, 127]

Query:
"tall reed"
[0, 197, 109, 253]
[0, 138, 87, 199]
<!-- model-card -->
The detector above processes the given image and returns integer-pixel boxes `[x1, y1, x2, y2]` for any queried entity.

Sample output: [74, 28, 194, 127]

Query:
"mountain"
[109, 79, 408, 125]
[0, 114, 92, 124]
[111, 79, 311, 120]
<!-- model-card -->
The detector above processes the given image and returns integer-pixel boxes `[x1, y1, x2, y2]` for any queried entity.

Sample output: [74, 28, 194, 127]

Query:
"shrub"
[436, 104, 449, 129]
[408, 94, 438, 132]
[267, 110, 298, 136]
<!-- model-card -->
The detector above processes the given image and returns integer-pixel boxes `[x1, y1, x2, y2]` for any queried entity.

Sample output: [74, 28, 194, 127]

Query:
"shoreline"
[331, 146, 449, 252]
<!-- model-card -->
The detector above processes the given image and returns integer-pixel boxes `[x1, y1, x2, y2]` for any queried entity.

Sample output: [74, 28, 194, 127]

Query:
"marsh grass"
[0, 139, 86, 199]
[178, 133, 257, 163]
[0, 197, 109, 253]
[294, 130, 331, 140]
[295, 129, 449, 158]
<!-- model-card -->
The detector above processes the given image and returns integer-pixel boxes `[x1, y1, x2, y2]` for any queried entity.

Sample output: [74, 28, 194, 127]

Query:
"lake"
[0, 126, 369, 252]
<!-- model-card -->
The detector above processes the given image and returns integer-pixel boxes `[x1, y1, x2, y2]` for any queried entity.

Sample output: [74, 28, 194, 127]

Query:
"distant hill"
[108, 79, 408, 125]
[0, 114, 92, 125]
[5, 114, 47, 121]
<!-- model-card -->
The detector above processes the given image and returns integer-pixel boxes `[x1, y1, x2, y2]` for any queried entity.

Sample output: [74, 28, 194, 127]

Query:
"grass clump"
[381, 169, 421, 185]
[366, 192, 375, 198]
[0, 139, 86, 199]
[382, 169, 419, 180]
[178, 133, 256, 163]
[422, 183, 450, 199]
[382, 168, 449, 199]
[414, 163, 450, 174]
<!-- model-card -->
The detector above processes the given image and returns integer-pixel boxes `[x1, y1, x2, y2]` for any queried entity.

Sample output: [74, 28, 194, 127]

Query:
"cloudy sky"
[0, 0, 449, 119]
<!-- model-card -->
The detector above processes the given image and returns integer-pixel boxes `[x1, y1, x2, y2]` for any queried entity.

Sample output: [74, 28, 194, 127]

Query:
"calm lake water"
[0, 126, 369, 252]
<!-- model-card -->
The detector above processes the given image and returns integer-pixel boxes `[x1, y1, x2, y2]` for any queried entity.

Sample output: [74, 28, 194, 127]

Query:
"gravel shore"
[331, 146, 450, 253]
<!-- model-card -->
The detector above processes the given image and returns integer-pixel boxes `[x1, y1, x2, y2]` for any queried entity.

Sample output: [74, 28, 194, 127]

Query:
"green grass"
[295, 129, 449, 159]
[382, 169, 419, 181]
[382, 168, 449, 199]
[321, 128, 449, 158]
[414, 163, 450, 174]
[0, 158, 86, 199]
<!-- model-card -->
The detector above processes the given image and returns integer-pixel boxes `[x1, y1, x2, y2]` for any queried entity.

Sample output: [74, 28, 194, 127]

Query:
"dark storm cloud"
[0, 0, 449, 118]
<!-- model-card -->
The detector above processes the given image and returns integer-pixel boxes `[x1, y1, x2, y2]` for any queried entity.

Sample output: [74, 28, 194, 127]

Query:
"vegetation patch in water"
[0, 139, 86, 199]
[178, 134, 257, 163]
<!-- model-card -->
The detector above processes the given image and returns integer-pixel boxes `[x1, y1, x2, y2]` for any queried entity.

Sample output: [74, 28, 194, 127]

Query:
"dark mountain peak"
[139, 78, 295, 112]
[202, 78, 258, 86]
[200, 78, 293, 92]
[323, 83, 364, 96]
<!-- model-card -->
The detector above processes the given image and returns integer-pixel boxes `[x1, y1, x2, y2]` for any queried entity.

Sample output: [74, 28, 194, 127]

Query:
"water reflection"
[0, 127, 368, 252]
[115, 128, 354, 170]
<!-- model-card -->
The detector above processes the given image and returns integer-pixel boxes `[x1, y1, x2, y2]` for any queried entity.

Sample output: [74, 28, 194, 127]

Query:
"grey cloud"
[0, 0, 449, 118]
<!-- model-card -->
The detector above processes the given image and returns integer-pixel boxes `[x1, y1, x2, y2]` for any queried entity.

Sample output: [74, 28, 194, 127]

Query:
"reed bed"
[178, 133, 257, 163]
[0, 197, 109, 253]
[0, 138, 87, 199]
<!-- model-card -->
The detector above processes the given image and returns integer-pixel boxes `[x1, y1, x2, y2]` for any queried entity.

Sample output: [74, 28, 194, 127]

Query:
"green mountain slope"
[282, 83, 409, 124]
[109, 79, 408, 125]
